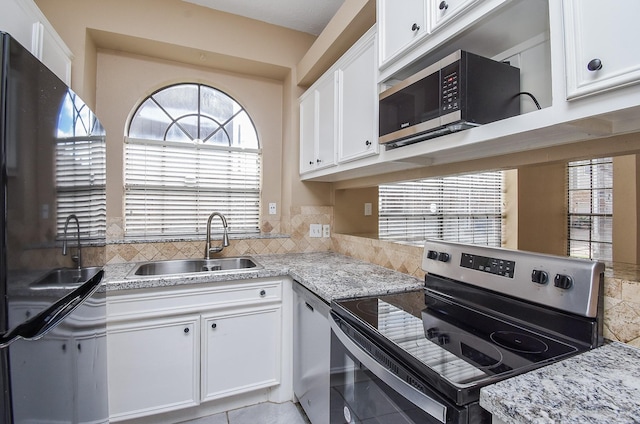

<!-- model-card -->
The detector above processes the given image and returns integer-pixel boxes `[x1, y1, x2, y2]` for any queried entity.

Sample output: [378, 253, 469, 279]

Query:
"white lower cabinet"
[106, 279, 283, 422]
[107, 315, 201, 421]
[202, 306, 280, 401]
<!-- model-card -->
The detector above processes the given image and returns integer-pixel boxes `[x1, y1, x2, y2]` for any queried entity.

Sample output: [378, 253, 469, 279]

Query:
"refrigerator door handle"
[0, 270, 104, 348]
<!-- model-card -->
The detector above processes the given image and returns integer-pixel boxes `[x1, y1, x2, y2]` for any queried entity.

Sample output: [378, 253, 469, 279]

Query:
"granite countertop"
[102, 252, 424, 302]
[480, 341, 640, 423]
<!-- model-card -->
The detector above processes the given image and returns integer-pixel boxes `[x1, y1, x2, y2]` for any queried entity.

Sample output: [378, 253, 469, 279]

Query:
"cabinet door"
[107, 316, 200, 421]
[9, 336, 74, 423]
[316, 73, 337, 169]
[76, 334, 110, 423]
[564, 0, 640, 99]
[430, 0, 478, 29]
[338, 36, 378, 163]
[300, 74, 337, 175]
[299, 90, 317, 174]
[202, 307, 280, 402]
[378, 0, 427, 65]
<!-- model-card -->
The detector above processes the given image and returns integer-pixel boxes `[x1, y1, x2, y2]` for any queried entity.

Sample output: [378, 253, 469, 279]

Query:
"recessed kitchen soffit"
[88, 29, 290, 80]
[182, 0, 344, 36]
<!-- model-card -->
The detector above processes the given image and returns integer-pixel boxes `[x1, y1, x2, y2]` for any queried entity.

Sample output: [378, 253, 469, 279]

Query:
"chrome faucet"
[205, 212, 230, 259]
[62, 214, 82, 270]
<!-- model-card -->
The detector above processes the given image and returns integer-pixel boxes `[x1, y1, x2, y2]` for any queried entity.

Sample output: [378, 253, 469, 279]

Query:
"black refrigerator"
[0, 32, 108, 423]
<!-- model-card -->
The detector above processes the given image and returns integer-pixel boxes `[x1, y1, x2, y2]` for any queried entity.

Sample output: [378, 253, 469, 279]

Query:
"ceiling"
[182, 0, 344, 36]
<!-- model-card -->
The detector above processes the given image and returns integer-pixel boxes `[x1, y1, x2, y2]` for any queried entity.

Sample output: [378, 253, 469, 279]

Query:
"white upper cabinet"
[299, 26, 378, 176]
[305, 1, 640, 182]
[299, 73, 337, 174]
[0, 0, 72, 85]
[430, 0, 479, 29]
[338, 31, 378, 163]
[563, 0, 640, 100]
[378, 0, 428, 66]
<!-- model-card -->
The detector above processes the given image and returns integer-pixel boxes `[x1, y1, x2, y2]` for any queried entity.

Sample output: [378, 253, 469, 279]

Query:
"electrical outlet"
[268, 202, 277, 215]
[309, 224, 322, 238]
[322, 224, 330, 238]
[364, 203, 372, 216]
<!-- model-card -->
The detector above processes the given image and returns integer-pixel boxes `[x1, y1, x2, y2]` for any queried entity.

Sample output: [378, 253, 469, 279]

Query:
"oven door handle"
[330, 315, 448, 424]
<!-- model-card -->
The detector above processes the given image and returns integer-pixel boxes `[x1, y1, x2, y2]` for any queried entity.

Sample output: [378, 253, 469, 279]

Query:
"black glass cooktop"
[332, 289, 579, 391]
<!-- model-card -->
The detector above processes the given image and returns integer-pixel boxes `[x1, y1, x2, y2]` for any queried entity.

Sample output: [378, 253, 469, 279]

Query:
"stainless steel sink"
[30, 266, 103, 290]
[127, 256, 262, 278]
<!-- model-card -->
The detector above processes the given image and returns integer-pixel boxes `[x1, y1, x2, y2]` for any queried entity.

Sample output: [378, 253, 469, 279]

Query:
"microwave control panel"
[441, 69, 459, 113]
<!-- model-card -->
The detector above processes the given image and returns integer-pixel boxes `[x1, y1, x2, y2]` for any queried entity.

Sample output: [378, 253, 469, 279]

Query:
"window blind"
[124, 138, 261, 237]
[55, 135, 107, 240]
[567, 158, 612, 261]
[379, 172, 503, 246]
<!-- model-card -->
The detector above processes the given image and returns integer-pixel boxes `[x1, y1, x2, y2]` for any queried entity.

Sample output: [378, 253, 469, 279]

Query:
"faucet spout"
[205, 212, 230, 259]
[62, 214, 82, 270]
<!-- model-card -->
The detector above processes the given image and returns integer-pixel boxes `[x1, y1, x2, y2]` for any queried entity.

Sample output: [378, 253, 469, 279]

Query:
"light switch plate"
[364, 203, 372, 216]
[309, 224, 322, 238]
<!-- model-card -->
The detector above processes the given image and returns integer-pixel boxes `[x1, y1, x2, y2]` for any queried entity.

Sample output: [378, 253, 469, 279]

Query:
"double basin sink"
[29, 257, 261, 289]
[127, 256, 262, 278]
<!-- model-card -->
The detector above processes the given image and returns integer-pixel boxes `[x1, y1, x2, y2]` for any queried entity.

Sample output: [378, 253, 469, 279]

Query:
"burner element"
[490, 331, 549, 354]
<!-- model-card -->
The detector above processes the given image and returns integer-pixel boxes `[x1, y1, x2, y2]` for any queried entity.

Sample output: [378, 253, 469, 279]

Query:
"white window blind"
[55, 91, 106, 241]
[56, 136, 107, 239]
[379, 172, 503, 246]
[124, 83, 261, 238]
[125, 139, 260, 237]
[567, 158, 612, 261]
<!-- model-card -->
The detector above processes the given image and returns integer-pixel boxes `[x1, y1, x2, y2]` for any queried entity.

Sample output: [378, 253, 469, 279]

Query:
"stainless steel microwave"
[379, 50, 521, 148]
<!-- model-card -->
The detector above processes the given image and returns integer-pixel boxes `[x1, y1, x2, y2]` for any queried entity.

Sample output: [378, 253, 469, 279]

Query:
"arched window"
[125, 83, 261, 237]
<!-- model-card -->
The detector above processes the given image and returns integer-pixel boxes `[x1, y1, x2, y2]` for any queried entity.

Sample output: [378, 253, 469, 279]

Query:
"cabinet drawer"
[107, 279, 282, 320]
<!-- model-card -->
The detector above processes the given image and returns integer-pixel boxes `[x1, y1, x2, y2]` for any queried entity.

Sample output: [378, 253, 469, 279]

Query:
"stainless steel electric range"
[329, 240, 605, 424]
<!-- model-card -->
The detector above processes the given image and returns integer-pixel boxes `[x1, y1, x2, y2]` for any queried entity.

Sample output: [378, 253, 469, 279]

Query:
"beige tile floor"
[179, 402, 310, 424]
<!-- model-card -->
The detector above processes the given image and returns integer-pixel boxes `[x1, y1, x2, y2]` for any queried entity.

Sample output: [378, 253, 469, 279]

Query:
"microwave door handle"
[330, 314, 448, 423]
[0, 270, 104, 348]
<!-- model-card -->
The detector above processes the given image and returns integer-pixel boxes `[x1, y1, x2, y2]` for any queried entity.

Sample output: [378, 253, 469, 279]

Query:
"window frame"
[124, 83, 262, 239]
[567, 158, 613, 261]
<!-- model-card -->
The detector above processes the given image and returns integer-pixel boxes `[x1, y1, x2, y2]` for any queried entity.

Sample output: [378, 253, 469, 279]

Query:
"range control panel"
[422, 240, 605, 318]
[459, 253, 515, 278]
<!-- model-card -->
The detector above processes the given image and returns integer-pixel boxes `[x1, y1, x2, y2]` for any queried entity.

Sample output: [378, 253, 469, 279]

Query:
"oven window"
[330, 333, 446, 424]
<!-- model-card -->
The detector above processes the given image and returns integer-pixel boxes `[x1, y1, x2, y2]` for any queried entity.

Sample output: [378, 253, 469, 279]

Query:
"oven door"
[330, 313, 484, 424]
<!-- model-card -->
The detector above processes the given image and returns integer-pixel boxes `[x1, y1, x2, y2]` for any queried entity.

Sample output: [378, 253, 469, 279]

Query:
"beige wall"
[613, 155, 640, 263]
[515, 162, 567, 255]
[35, 0, 316, 102]
[334, 187, 379, 235]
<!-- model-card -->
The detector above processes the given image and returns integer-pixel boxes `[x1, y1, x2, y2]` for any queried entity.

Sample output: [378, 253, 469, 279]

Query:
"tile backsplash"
[105, 205, 333, 264]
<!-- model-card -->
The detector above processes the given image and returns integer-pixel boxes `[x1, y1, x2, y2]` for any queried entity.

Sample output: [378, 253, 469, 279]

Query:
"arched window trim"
[124, 83, 262, 239]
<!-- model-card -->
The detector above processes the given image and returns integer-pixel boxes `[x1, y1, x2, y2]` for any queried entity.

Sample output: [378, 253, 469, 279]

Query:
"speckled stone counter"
[480, 341, 640, 423]
[102, 252, 424, 302]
